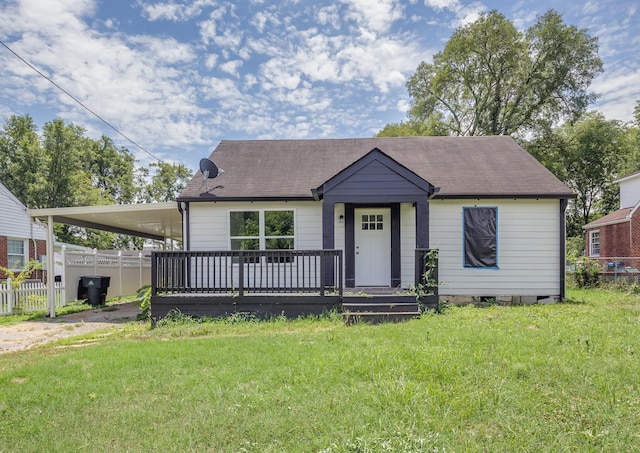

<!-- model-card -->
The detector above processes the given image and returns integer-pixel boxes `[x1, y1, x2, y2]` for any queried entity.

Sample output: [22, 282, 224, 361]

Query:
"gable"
[178, 137, 574, 201]
[314, 148, 433, 201]
[0, 183, 46, 240]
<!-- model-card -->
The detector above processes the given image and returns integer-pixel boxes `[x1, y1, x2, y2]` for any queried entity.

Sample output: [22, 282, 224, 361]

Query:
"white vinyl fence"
[0, 249, 151, 316]
[62, 249, 151, 303]
[0, 279, 65, 315]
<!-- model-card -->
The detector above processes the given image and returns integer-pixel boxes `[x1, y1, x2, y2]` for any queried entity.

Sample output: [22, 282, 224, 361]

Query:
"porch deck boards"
[150, 249, 439, 322]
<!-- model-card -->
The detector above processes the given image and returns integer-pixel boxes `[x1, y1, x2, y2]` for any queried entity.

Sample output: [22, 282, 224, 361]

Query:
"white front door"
[354, 208, 391, 286]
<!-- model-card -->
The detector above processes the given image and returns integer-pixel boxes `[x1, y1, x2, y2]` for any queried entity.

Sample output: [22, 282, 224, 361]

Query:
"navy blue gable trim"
[314, 148, 434, 200]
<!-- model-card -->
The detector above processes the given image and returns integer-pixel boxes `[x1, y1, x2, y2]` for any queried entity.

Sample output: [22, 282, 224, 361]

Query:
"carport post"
[47, 215, 56, 319]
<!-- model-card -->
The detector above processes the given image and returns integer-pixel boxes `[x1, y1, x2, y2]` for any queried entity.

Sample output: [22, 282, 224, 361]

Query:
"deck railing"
[151, 250, 343, 297]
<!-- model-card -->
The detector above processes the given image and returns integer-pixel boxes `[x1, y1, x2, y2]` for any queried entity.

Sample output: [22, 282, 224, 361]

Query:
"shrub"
[572, 256, 600, 288]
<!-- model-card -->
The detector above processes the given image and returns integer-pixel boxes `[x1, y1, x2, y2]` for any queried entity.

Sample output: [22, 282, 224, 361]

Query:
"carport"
[29, 202, 183, 318]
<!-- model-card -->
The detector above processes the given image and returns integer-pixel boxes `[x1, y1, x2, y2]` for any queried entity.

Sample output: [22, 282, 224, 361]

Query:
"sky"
[0, 0, 638, 173]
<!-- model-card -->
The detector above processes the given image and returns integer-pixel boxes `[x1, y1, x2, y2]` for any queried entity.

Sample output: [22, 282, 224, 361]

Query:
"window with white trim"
[229, 210, 295, 261]
[7, 239, 27, 270]
[589, 230, 600, 257]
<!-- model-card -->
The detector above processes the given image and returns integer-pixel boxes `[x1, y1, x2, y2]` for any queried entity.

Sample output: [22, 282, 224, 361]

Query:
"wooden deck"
[150, 249, 439, 322]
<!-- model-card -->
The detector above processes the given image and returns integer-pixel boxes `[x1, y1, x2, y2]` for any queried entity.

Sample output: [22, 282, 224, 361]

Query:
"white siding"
[619, 175, 640, 208]
[400, 203, 416, 288]
[430, 199, 561, 297]
[188, 201, 323, 251]
[187, 201, 334, 290]
[0, 183, 46, 240]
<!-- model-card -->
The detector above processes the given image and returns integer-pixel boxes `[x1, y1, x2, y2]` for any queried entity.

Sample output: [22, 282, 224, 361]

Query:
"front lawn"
[1, 287, 639, 452]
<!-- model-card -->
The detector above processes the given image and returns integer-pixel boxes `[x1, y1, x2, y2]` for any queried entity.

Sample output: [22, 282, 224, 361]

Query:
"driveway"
[0, 302, 141, 354]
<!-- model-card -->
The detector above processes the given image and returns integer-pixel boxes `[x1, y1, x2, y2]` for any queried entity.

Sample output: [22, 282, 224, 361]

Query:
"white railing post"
[61, 246, 67, 295]
[139, 252, 143, 290]
[93, 248, 98, 274]
[7, 277, 13, 315]
[118, 251, 123, 297]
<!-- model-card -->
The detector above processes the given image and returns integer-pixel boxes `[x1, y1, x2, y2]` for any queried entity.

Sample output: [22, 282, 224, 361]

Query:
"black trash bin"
[79, 275, 111, 306]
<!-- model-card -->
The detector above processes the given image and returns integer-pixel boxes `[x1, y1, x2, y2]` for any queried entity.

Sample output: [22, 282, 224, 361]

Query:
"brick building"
[0, 182, 47, 280]
[584, 171, 640, 270]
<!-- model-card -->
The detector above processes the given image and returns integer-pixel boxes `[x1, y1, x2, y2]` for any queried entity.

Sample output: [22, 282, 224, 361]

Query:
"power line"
[0, 40, 164, 163]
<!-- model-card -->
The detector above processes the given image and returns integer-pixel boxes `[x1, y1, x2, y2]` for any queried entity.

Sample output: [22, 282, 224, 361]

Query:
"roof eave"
[177, 195, 317, 202]
[432, 193, 576, 200]
[584, 217, 630, 230]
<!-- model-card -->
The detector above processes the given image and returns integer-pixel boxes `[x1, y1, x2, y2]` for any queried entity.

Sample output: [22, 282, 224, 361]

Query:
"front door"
[354, 208, 391, 286]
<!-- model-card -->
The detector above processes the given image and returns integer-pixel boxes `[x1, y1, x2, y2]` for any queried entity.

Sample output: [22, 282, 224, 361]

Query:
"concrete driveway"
[0, 302, 141, 354]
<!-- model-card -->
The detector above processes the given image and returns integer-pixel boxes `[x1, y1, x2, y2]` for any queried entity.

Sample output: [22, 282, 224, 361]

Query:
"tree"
[0, 115, 193, 249]
[377, 117, 449, 137]
[0, 115, 45, 208]
[527, 112, 628, 236]
[405, 10, 603, 137]
[83, 136, 137, 204]
[142, 162, 192, 203]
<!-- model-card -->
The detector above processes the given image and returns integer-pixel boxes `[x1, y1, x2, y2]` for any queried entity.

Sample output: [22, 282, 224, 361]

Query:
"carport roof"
[28, 202, 182, 241]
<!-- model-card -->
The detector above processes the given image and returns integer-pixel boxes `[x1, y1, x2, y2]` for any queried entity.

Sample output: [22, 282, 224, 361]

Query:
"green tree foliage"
[405, 10, 603, 137]
[83, 136, 137, 204]
[377, 118, 448, 137]
[0, 114, 193, 249]
[527, 112, 629, 236]
[141, 161, 192, 203]
[0, 115, 45, 208]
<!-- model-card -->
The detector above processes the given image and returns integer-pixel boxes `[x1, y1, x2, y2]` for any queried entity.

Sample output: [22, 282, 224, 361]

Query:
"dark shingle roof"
[584, 207, 633, 229]
[179, 136, 573, 200]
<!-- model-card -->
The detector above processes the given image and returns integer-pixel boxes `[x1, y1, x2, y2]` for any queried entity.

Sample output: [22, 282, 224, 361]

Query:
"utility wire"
[0, 40, 164, 163]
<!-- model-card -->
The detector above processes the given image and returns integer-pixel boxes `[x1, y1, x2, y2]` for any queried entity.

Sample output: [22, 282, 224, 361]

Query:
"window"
[230, 211, 260, 252]
[589, 230, 600, 257]
[264, 210, 295, 250]
[230, 210, 295, 261]
[463, 207, 497, 268]
[361, 214, 384, 230]
[7, 239, 26, 270]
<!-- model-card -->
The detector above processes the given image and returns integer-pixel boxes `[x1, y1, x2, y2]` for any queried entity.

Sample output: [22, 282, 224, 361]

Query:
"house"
[583, 171, 640, 270]
[150, 136, 574, 318]
[0, 182, 47, 280]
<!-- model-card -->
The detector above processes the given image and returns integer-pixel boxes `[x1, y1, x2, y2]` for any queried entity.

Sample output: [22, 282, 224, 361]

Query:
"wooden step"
[342, 297, 420, 324]
[342, 301, 419, 313]
[342, 311, 420, 325]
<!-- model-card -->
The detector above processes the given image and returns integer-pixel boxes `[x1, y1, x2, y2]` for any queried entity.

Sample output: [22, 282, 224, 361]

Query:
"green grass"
[1, 286, 640, 452]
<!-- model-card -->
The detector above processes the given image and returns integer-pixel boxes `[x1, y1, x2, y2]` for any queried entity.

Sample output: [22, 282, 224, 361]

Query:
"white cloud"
[423, 0, 486, 27]
[0, 0, 211, 164]
[317, 5, 342, 30]
[219, 60, 243, 77]
[340, 0, 404, 33]
[137, 0, 218, 22]
[592, 67, 640, 122]
[204, 54, 218, 69]
[198, 6, 228, 45]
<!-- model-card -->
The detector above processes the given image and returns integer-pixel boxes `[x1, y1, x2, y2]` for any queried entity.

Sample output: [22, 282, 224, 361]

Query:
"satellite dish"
[199, 158, 224, 192]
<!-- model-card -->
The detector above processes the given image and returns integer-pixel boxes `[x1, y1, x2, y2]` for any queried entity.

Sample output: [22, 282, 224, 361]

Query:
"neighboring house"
[0, 182, 47, 279]
[583, 171, 640, 270]
[153, 136, 573, 317]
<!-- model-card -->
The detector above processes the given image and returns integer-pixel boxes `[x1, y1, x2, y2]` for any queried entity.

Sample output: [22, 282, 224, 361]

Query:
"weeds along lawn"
[1, 287, 640, 452]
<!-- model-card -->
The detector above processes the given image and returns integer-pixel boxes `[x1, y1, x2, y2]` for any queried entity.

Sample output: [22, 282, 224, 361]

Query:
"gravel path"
[0, 302, 140, 354]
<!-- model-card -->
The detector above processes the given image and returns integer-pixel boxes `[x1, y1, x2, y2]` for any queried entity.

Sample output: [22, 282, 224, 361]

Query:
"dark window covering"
[464, 207, 497, 268]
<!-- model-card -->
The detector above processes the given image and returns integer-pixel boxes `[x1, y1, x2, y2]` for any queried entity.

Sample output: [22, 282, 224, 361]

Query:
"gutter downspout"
[179, 201, 190, 250]
[560, 199, 568, 301]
